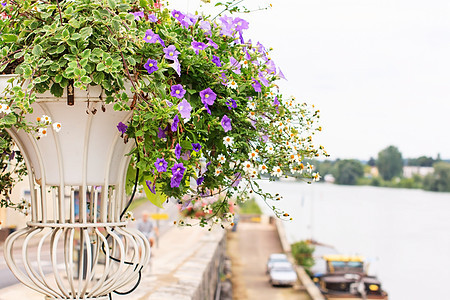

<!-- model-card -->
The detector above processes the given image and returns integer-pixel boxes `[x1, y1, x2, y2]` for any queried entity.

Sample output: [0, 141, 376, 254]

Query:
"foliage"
[406, 156, 435, 167]
[238, 198, 262, 214]
[0, 0, 327, 225]
[291, 240, 315, 275]
[423, 162, 450, 192]
[335, 159, 364, 185]
[376, 145, 403, 180]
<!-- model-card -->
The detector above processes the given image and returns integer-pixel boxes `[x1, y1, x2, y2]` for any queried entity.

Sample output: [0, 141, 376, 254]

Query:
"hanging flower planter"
[0, 0, 328, 298]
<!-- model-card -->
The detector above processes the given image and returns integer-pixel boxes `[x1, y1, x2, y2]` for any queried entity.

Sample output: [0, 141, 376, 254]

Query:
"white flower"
[217, 154, 226, 164]
[227, 80, 238, 89]
[123, 211, 135, 221]
[242, 161, 253, 173]
[212, 216, 222, 224]
[248, 150, 259, 160]
[288, 152, 298, 163]
[266, 145, 275, 154]
[0, 103, 4, 112]
[40, 115, 52, 124]
[240, 60, 249, 68]
[247, 98, 256, 110]
[224, 212, 234, 222]
[52, 122, 62, 132]
[306, 162, 313, 173]
[223, 136, 234, 147]
[203, 204, 212, 214]
[248, 111, 257, 119]
[249, 168, 258, 178]
[38, 127, 48, 137]
[259, 164, 268, 174]
[215, 168, 222, 176]
[312, 172, 321, 182]
[271, 166, 283, 177]
[0, 104, 11, 114]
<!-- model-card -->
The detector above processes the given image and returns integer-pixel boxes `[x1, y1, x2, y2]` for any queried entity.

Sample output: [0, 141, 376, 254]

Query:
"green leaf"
[107, 0, 116, 9]
[96, 63, 106, 71]
[1, 113, 17, 125]
[56, 44, 65, 54]
[32, 45, 43, 56]
[68, 18, 80, 28]
[80, 76, 91, 84]
[142, 178, 165, 209]
[80, 49, 91, 59]
[92, 72, 104, 84]
[70, 33, 82, 40]
[127, 57, 136, 66]
[2, 34, 18, 43]
[50, 82, 64, 97]
[54, 74, 63, 83]
[80, 27, 93, 39]
[62, 28, 70, 39]
[34, 75, 49, 83]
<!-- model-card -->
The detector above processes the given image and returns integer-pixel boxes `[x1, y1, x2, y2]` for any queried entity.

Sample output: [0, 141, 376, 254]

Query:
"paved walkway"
[227, 222, 311, 300]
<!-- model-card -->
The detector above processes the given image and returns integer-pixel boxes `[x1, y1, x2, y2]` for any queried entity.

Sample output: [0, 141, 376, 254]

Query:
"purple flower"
[258, 72, 270, 87]
[191, 41, 208, 55]
[278, 68, 287, 80]
[273, 96, 280, 106]
[171, 10, 185, 22]
[170, 84, 186, 99]
[220, 73, 228, 86]
[158, 126, 167, 139]
[219, 15, 234, 37]
[229, 56, 241, 74]
[154, 158, 168, 172]
[145, 180, 156, 194]
[175, 143, 182, 159]
[204, 103, 212, 115]
[9, 150, 15, 161]
[1, 2, 6, 7]
[206, 37, 218, 49]
[192, 143, 202, 152]
[233, 17, 249, 32]
[251, 78, 261, 92]
[181, 151, 191, 160]
[226, 98, 237, 110]
[170, 174, 183, 188]
[165, 100, 173, 107]
[199, 88, 216, 106]
[178, 99, 192, 119]
[144, 58, 158, 74]
[131, 11, 145, 21]
[266, 60, 277, 75]
[244, 50, 252, 61]
[148, 13, 158, 22]
[212, 55, 222, 67]
[221, 115, 232, 132]
[117, 122, 128, 135]
[172, 162, 186, 177]
[199, 20, 211, 34]
[169, 58, 181, 77]
[232, 173, 242, 187]
[171, 115, 180, 132]
[196, 177, 204, 185]
[256, 41, 266, 55]
[143, 29, 165, 47]
[163, 45, 180, 61]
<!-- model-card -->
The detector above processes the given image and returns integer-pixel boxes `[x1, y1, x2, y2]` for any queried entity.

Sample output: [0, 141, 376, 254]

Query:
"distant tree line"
[311, 146, 450, 192]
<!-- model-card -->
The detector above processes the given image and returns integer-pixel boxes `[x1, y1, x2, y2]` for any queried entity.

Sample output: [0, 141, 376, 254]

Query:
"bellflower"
[199, 88, 216, 106]
[131, 11, 144, 21]
[148, 13, 158, 22]
[172, 162, 186, 177]
[178, 99, 192, 119]
[117, 122, 127, 135]
[158, 126, 167, 139]
[171, 10, 185, 22]
[171, 115, 180, 132]
[233, 17, 249, 33]
[196, 177, 204, 186]
[144, 58, 158, 74]
[273, 96, 280, 106]
[226, 98, 237, 110]
[191, 41, 208, 55]
[251, 78, 262, 92]
[181, 151, 191, 161]
[175, 143, 182, 159]
[170, 84, 186, 99]
[143, 29, 165, 46]
[258, 72, 270, 87]
[192, 143, 202, 152]
[229, 56, 241, 74]
[145, 180, 156, 194]
[266, 60, 277, 75]
[212, 55, 222, 67]
[204, 103, 212, 115]
[206, 37, 218, 49]
[163, 45, 180, 61]
[199, 20, 211, 35]
[169, 58, 181, 77]
[219, 15, 234, 37]
[221, 115, 232, 132]
[154, 158, 168, 172]
[278, 68, 287, 80]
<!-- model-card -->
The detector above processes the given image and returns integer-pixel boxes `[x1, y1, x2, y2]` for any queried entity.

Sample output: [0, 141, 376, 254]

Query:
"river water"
[255, 180, 450, 300]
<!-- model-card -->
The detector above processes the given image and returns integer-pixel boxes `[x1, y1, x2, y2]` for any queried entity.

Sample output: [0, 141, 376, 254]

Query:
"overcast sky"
[169, 0, 450, 160]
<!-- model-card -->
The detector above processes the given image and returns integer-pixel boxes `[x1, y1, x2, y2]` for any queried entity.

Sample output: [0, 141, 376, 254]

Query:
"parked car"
[269, 261, 298, 287]
[266, 253, 289, 273]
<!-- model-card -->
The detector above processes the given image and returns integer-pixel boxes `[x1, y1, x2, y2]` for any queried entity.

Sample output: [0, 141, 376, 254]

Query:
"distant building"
[403, 166, 434, 178]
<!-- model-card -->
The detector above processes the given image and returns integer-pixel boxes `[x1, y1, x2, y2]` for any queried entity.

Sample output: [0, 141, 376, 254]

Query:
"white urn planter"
[1, 75, 150, 299]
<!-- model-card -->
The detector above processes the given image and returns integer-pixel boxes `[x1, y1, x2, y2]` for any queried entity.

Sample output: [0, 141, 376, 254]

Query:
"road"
[227, 221, 311, 300]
